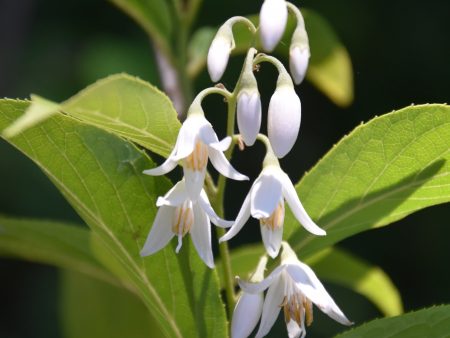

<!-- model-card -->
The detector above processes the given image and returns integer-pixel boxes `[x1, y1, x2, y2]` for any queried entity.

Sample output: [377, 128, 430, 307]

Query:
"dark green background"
[1, 0, 449, 337]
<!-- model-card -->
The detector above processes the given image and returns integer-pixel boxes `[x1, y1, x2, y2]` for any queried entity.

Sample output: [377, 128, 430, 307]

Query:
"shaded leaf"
[336, 305, 450, 338]
[60, 270, 163, 338]
[0, 215, 116, 286]
[285, 104, 450, 257]
[0, 99, 227, 338]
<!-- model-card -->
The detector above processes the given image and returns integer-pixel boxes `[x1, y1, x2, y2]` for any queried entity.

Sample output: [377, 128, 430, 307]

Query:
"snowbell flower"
[143, 112, 248, 199]
[267, 74, 301, 158]
[220, 158, 325, 258]
[140, 179, 232, 268]
[288, 8, 310, 85]
[237, 48, 261, 146]
[208, 23, 235, 82]
[237, 242, 352, 338]
[231, 256, 267, 338]
[259, 0, 288, 52]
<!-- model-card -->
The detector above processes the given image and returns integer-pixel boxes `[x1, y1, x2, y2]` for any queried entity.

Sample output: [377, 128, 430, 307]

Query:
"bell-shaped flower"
[208, 24, 235, 82]
[237, 88, 262, 147]
[140, 179, 232, 268]
[238, 243, 352, 338]
[231, 256, 267, 338]
[220, 164, 325, 258]
[259, 0, 288, 52]
[144, 113, 248, 199]
[289, 25, 310, 85]
[267, 79, 301, 158]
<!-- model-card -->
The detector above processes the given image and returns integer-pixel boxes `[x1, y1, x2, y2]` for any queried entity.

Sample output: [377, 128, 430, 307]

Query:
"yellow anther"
[172, 202, 194, 236]
[185, 141, 208, 171]
[260, 201, 285, 230]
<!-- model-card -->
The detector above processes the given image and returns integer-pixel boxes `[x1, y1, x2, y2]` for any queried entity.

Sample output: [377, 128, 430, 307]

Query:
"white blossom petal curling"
[267, 83, 301, 158]
[259, 0, 288, 52]
[237, 90, 262, 146]
[207, 25, 235, 82]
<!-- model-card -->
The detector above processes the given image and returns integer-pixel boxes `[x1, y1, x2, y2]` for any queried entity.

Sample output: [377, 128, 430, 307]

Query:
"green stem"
[212, 93, 238, 318]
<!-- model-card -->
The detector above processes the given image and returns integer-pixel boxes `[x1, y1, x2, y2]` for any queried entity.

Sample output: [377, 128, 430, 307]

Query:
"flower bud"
[268, 82, 301, 158]
[289, 25, 310, 85]
[259, 0, 288, 52]
[207, 25, 234, 82]
[237, 90, 262, 146]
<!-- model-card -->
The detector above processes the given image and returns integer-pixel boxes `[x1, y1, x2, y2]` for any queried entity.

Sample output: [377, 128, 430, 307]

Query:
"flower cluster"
[141, 0, 351, 336]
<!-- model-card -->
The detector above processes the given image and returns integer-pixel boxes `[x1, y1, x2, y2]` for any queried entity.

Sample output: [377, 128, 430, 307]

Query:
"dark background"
[0, 0, 449, 337]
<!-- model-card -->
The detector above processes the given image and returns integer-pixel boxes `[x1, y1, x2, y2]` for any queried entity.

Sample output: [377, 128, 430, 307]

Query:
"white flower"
[237, 89, 262, 146]
[289, 46, 310, 85]
[259, 0, 288, 52]
[231, 256, 267, 338]
[268, 84, 301, 158]
[143, 113, 248, 199]
[207, 26, 234, 82]
[220, 165, 325, 258]
[140, 180, 232, 268]
[238, 243, 352, 338]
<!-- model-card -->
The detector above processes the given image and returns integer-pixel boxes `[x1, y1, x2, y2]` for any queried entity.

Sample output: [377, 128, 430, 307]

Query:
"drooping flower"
[267, 79, 301, 158]
[220, 164, 325, 258]
[259, 0, 288, 52]
[237, 88, 262, 147]
[207, 24, 235, 82]
[237, 243, 352, 338]
[140, 179, 232, 268]
[231, 256, 267, 338]
[289, 24, 310, 85]
[144, 113, 248, 199]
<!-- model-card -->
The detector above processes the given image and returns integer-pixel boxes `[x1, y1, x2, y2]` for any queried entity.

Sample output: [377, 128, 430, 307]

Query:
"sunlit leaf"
[336, 305, 450, 338]
[218, 243, 402, 317]
[285, 104, 450, 257]
[0, 99, 227, 338]
[187, 9, 353, 106]
[0, 215, 116, 286]
[60, 271, 163, 338]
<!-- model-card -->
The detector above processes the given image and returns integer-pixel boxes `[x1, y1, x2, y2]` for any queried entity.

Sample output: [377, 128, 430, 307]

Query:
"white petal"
[209, 136, 232, 152]
[183, 166, 207, 200]
[255, 275, 285, 338]
[172, 115, 204, 161]
[286, 319, 303, 338]
[208, 147, 249, 181]
[199, 190, 233, 228]
[219, 193, 251, 242]
[140, 206, 174, 256]
[237, 91, 262, 146]
[156, 180, 188, 207]
[268, 86, 301, 158]
[238, 265, 284, 294]
[286, 262, 352, 326]
[190, 204, 214, 268]
[231, 292, 264, 338]
[143, 147, 178, 176]
[250, 174, 282, 218]
[259, 0, 288, 52]
[280, 172, 326, 236]
[207, 36, 231, 82]
[260, 225, 283, 259]
[198, 124, 231, 152]
[290, 46, 310, 85]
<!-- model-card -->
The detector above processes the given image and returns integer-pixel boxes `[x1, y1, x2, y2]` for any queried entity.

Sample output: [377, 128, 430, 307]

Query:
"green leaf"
[307, 248, 403, 317]
[219, 244, 402, 317]
[3, 74, 181, 158]
[187, 9, 353, 106]
[0, 99, 227, 338]
[60, 270, 163, 338]
[336, 305, 450, 338]
[108, 0, 174, 58]
[286, 104, 450, 257]
[0, 215, 117, 286]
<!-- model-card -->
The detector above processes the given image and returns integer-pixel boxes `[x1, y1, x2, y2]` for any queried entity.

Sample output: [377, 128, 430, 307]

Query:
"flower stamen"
[172, 201, 194, 236]
[260, 201, 285, 230]
[185, 141, 208, 171]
